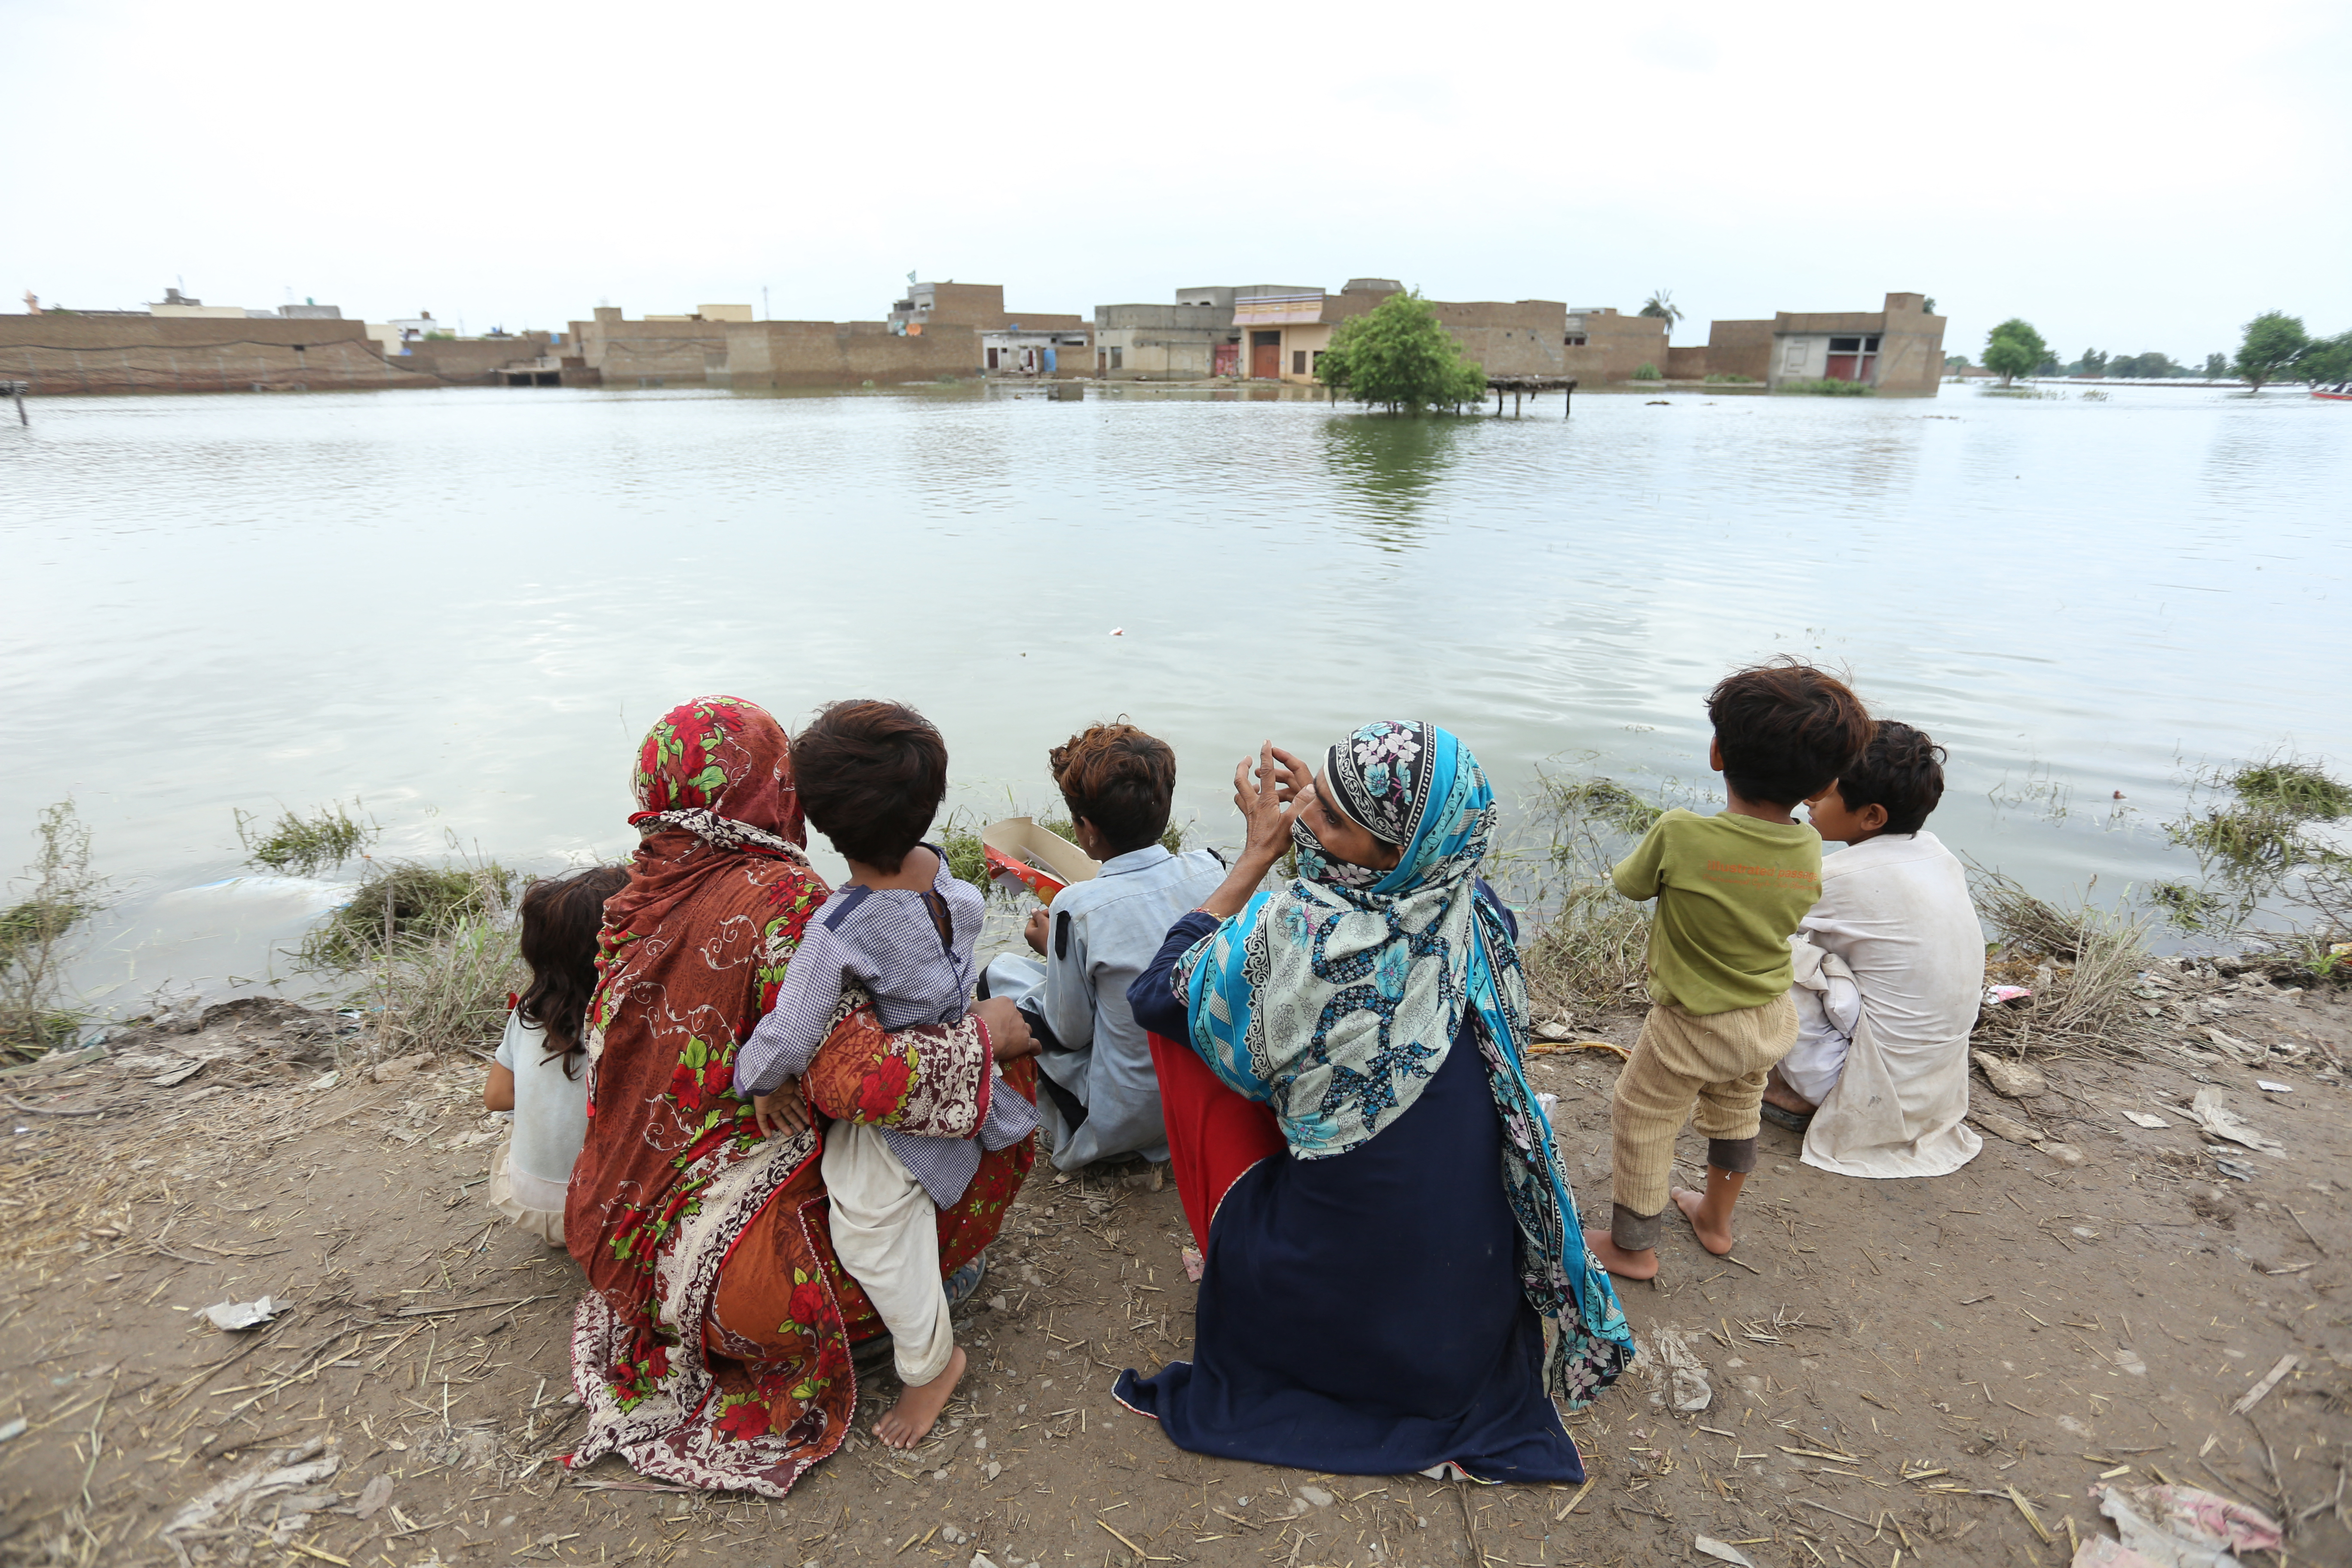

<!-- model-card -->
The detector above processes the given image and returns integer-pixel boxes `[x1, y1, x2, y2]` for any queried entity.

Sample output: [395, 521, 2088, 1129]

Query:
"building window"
[1311, 350, 1325, 374]
[1825, 334, 1880, 383]
[1782, 339, 1808, 373]
[1292, 349, 1307, 375]
[1109, 347, 1123, 371]
[1565, 334, 1587, 347]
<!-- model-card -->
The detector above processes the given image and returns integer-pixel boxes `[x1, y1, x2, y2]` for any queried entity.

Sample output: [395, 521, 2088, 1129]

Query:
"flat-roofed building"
[1704, 293, 1946, 393]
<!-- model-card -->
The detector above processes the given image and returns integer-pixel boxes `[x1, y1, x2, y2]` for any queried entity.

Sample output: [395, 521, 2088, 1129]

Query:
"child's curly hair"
[1706, 659, 1874, 809]
[1050, 721, 1177, 855]
[1836, 720, 1947, 834]
[517, 864, 632, 1078]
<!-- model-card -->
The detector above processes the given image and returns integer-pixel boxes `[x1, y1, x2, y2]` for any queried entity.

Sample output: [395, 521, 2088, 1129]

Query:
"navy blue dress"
[1114, 906, 1583, 1482]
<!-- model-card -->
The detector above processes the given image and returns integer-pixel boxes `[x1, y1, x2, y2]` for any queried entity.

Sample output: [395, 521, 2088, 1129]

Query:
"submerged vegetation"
[2153, 751, 2350, 960]
[1776, 377, 1874, 397]
[1, 800, 107, 1060]
[299, 851, 523, 1056]
[236, 799, 377, 877]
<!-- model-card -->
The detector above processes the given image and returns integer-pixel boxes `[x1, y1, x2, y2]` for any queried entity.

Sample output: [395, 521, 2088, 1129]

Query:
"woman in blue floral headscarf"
[1114, 723, 1633, 1482]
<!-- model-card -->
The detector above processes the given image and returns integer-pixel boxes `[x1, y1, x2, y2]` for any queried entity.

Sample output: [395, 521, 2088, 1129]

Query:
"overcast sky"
[6, 0, 2346, 363]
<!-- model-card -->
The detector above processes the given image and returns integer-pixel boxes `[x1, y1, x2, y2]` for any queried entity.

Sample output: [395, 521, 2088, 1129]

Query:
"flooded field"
[2, 380, 2346, 1010]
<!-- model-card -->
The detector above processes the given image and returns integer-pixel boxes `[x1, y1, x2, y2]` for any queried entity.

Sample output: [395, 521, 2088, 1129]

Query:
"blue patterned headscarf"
[1173, 721, 1634, 1406]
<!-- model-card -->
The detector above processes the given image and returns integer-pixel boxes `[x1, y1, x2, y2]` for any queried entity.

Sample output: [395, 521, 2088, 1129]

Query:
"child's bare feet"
[874, 1345, 965, 1449]
[1583, 1228, 1659, 1281]
[1672, 1185, 1736, 1256]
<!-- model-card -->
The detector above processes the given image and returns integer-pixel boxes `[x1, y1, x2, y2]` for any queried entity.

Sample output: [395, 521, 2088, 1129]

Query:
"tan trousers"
[1610, 995, 1797, 1247]
[822, 1120, 955, 1386]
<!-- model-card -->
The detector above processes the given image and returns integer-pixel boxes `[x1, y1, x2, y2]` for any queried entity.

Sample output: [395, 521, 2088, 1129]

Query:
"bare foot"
[1583, 1227, 1658, 1281]
[1672, 1185, 1735, 1257]
[874, 1344, 966, 1449]
[1761, 1065, 1816, 1117]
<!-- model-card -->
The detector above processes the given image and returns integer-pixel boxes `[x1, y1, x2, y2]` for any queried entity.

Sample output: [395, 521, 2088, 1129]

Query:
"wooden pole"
[1564, 380, 1574, 418]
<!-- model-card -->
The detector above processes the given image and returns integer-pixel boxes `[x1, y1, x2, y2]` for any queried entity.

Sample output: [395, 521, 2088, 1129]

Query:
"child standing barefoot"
[1586, 662, 1871, 1280]
[733, 701, 1037, 1449]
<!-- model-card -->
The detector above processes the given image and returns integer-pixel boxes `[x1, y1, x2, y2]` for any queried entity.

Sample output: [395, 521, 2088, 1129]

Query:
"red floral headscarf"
[603, 696, 806, 943]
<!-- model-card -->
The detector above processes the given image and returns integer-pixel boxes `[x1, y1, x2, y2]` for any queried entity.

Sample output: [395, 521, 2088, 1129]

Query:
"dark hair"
[1835, 720, 1946, 835]
[1705, 658, 1874, 808]
[517, 864, 631, 1078]
[1050, 721, 1177, 855]
[791, 700, 949, 872]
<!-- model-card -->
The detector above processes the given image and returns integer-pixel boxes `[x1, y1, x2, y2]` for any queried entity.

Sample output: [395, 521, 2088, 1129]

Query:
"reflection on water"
[2, 382, 2348, 1009]
[1320, 414, 1469, 538]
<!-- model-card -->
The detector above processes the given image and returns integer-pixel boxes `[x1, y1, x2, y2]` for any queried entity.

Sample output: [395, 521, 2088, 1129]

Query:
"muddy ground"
[2, 964, 2346, 1568]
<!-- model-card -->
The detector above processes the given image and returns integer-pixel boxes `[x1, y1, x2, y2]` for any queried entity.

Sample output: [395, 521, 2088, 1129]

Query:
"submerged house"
[1703, 293, 1946, 393]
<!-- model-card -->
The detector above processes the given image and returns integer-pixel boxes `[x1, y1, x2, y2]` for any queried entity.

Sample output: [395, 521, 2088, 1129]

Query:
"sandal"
[1759, 1102, 1814, 1134]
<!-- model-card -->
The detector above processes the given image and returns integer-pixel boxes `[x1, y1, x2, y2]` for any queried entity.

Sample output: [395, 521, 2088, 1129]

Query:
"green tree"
[2299, 331, 2352, 386]
[1638, 289, 1684, 331]
[2232, 312, 2308, 389]
[1317, 291, 1488, 415]
[1945, 352, 1972, 371]
[2074, 348, 2108, 376]
[2202, 352, 2229, 379]
[1981, 318, 2048, 386]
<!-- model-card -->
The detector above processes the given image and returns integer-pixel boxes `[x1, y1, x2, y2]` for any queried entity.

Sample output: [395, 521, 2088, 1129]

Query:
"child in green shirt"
[1586, 661, 1872, 1281]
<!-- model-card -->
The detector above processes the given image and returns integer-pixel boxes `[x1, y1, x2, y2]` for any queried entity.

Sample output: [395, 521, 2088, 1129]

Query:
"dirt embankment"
[2, 971, 2347, 1568]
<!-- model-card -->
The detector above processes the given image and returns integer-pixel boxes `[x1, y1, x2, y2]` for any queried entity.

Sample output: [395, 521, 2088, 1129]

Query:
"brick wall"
[0, 316, 434, 394]
[710, 321, 983, 387]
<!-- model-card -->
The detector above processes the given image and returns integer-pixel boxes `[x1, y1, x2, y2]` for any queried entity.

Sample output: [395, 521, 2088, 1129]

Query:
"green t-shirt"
[1611, 808, 1823, 1015]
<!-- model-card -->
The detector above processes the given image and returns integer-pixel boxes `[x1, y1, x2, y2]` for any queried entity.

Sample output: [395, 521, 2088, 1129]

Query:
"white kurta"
[1787, 830, 1986, 1179]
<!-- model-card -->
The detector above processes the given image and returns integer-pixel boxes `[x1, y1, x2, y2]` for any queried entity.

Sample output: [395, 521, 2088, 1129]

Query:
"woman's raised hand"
[1231, 741, 1303, 868]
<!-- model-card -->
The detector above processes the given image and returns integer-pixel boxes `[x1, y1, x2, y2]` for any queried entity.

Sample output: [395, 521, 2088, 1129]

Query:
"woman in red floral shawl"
[565, 695, 1038, 1495]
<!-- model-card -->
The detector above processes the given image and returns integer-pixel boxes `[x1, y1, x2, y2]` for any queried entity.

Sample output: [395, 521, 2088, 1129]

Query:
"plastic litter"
[352, 1474, 393, 1520]
[200, 1295, 282, 1331]
[0, 1417, 26, 1442]
[2254, 1080, 2292, 1093]
[2188, 1090, 2285, 1157]
[2208, 1151, 2259, 1182]
[2087, 1481, 2279, 1568]
[1695, 1539, 1758, 1567]
[2122, 1111, 2172, 1129]
[1984, 984, 2033, 1006]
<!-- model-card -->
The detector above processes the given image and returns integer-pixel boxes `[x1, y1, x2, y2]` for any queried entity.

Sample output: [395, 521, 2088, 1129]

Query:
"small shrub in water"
[2228, 757, 2349, 820]
[303, 860, 515, 968]
[237, 800, 376, 877]
[1, 801, 106, 1061]
[1776, 377, 1874, 397]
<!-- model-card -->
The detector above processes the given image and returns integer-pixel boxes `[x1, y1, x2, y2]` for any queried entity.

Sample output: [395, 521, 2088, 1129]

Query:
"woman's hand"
[1023, 908, 1050, 955]
[1198, 742, 1306, 920]
[753, 1079, 812, 1138]
[973, 995, 1040, 1062]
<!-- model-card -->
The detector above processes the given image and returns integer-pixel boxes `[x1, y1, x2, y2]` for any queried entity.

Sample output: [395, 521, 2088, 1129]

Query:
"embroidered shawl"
[565, 696, 1031, 1494]
[1173, 721, 1635, 1406]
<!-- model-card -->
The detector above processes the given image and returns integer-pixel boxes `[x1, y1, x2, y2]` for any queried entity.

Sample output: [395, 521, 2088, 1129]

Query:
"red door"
[1212, 344, 1238, 377]
[1250, 331, 1281, 380]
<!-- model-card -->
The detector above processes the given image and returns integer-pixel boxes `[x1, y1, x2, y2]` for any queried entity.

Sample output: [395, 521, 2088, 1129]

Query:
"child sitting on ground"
[1760, 720, 1987, 1177]
[1587, 660, 1872, 1280]
[483, 864, 633, 1246]
[980, 721, 1228, 1172]
[733, 699, 1037, 1449]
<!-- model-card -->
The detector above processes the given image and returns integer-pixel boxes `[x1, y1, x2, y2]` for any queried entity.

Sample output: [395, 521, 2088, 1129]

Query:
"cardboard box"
[982, 818, 1099, 902]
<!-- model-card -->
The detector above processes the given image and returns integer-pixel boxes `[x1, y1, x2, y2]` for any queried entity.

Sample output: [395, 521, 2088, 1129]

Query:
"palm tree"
[1639, 289, 1684, 331]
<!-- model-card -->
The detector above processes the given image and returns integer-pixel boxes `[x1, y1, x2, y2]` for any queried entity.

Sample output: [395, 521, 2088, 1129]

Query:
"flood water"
[3, 380, 2347, 1014]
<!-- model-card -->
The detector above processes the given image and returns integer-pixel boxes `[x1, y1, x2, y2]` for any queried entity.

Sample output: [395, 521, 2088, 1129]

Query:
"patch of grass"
[1703, 373, 1755, 384]
[1, 800, 107, 1062]
[371, 913, 526, 1058]
[1969, 868, 2155, 1048]
[1526, 769, 1666, 887]
[1776, 377, 1874, 396]
[236, 799, 376, 877]
[940, 811, 1195, 897]
[1631, 362, 1662, 382]
[1523, 883, 1651, 1007]
[2148, 879, 2231, 932]
[301, 861, 516, 969]
[2229, 756, 2349, 820]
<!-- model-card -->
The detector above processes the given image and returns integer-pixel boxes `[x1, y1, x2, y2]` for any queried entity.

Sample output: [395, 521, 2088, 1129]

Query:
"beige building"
[1562, 308, 1670, 384]
[1221, 279, 1577, 385]
[1703, 293, 1946, 393]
